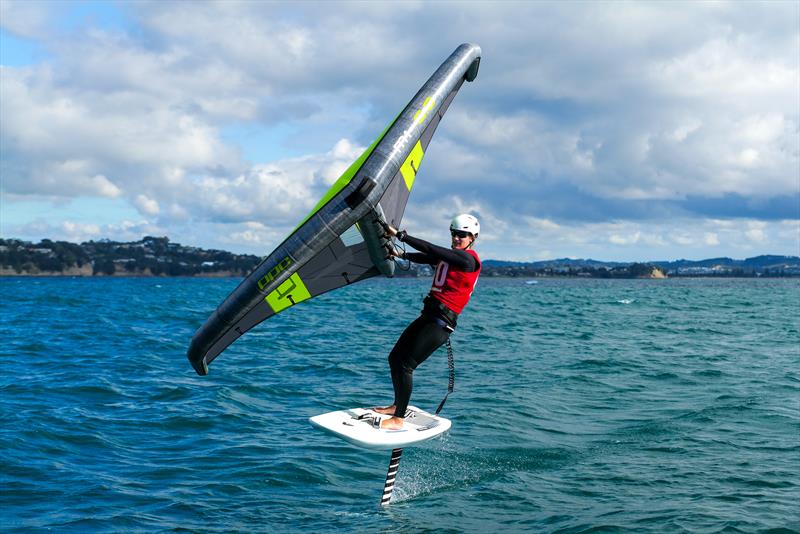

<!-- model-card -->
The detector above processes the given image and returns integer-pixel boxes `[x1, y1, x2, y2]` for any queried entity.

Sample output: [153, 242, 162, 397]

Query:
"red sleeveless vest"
[429, 249, 481, 314]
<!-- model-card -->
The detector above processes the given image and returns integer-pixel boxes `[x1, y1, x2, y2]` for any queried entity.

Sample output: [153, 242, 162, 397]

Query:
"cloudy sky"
[1, 0, 798, 261]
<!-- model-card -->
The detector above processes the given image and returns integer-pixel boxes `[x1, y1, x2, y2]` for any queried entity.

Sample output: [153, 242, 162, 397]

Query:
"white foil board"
[309, 405, 451, 450]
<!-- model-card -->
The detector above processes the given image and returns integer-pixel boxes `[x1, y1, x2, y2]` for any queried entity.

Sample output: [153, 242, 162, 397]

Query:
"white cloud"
[167, 203, 189, 220]
[134, 194, 160, 215]
[0, 63, 242, 201]
[672, 234, 696, 247]
[524, 217, 561, 232]
[9, 218, 165, 244]
[61, 221, 102, 240]
[610, 232, 640, 245]
[1, 1, 797, 261]
[144, 137, 367, 228]
[745, 221, 768, 243]
[226, 222, 281, 248]
[651, 36, 798, 105]
[0, 0, 52, 38]
[704, 232, 720, 246]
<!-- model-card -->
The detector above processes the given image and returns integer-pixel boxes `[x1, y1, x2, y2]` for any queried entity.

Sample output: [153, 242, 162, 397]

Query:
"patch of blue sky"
[221, 122, 305, 163]
[1, 2, 135, 66]
[2, 196, 141, 228]
[0, 30, 47, 66]
[221, 96, 379, 164]
[54, 0, 134, 34]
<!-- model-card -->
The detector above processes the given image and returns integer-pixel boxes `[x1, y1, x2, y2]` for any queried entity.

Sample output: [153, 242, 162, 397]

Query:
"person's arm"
[401, 252, 438, 265]
[396, 231, 478, 272]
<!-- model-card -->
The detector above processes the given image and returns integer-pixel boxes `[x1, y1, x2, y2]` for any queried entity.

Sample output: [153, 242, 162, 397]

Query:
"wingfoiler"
[187, 43, 481, 506]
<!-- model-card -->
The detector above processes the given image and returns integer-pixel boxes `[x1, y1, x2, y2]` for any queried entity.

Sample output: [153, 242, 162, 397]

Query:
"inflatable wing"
[188, 43, 481, 375]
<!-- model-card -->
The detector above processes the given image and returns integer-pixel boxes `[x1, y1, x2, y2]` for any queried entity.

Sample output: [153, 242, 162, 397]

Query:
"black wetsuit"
[388, 232, 479, 418]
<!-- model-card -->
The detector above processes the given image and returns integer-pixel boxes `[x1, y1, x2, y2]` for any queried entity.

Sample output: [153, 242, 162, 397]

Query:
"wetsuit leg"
[387, 315, 451, 418]
[387, 318, 429, 408]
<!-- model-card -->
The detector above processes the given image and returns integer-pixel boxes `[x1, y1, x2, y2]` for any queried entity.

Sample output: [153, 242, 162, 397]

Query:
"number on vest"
[434, 262, 449, 287]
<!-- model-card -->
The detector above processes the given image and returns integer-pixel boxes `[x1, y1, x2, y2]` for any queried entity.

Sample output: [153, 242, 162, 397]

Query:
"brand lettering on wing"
[257, 256, 294, 291]
[392, 97, 437, 153]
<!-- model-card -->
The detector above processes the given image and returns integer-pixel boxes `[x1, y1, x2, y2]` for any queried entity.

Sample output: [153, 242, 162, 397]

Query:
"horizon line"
[1, 235, 798, 265]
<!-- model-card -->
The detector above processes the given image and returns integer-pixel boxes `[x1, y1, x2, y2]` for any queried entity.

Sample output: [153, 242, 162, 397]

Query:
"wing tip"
[191, 357, 209, 376]
[457, 43, 481, 82]
[187, 341, 210, 376]
[465, 56, 480, 82]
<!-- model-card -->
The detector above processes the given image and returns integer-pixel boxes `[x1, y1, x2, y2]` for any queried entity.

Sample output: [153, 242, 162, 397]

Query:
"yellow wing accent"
[265, 273, 312, 313]
[400, 140, 425, 191]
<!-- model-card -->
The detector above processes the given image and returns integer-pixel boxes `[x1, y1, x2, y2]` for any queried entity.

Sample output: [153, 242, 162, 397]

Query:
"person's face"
[450, 229, 473, 250]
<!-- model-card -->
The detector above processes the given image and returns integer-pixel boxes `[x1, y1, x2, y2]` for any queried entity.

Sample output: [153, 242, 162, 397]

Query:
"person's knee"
[401, 359, 417, 375]
[388, 350, 402, 369]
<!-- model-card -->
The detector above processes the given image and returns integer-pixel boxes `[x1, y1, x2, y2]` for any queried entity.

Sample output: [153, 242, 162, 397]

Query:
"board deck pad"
[309, 406, 451, 450]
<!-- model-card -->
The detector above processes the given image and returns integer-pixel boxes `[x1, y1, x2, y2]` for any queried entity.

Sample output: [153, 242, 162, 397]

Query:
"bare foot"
[380, 416, 404, 430]
[372, 405, 396, 415]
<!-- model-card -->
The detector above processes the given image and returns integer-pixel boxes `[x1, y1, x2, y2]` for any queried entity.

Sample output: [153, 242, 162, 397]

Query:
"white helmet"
[450, 213, 480, 236]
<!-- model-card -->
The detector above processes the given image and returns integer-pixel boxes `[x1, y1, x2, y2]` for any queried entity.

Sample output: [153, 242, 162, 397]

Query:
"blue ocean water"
[1, 276, 798, 533]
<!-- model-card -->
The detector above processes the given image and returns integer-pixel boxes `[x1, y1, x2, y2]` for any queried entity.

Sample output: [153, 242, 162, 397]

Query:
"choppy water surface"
[1, 277, 798, 532]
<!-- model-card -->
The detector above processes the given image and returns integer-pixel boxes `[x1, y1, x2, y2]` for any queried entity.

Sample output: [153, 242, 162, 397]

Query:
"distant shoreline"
[2, 236, 798, 278]
[0, 271, 241, 278]
[2, 273, 797, 281]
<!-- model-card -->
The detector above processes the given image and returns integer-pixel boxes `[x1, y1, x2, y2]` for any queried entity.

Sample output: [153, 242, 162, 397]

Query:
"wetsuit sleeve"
[398, 233, 478, 272]
[403, 252, 438, 265]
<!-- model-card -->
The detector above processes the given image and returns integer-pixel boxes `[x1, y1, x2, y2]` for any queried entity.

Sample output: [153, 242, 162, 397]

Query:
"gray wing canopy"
[188, 44, 481, 375]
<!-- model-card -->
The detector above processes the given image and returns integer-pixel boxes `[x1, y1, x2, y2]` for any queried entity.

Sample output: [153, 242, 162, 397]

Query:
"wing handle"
[359, 203, 395, 277]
